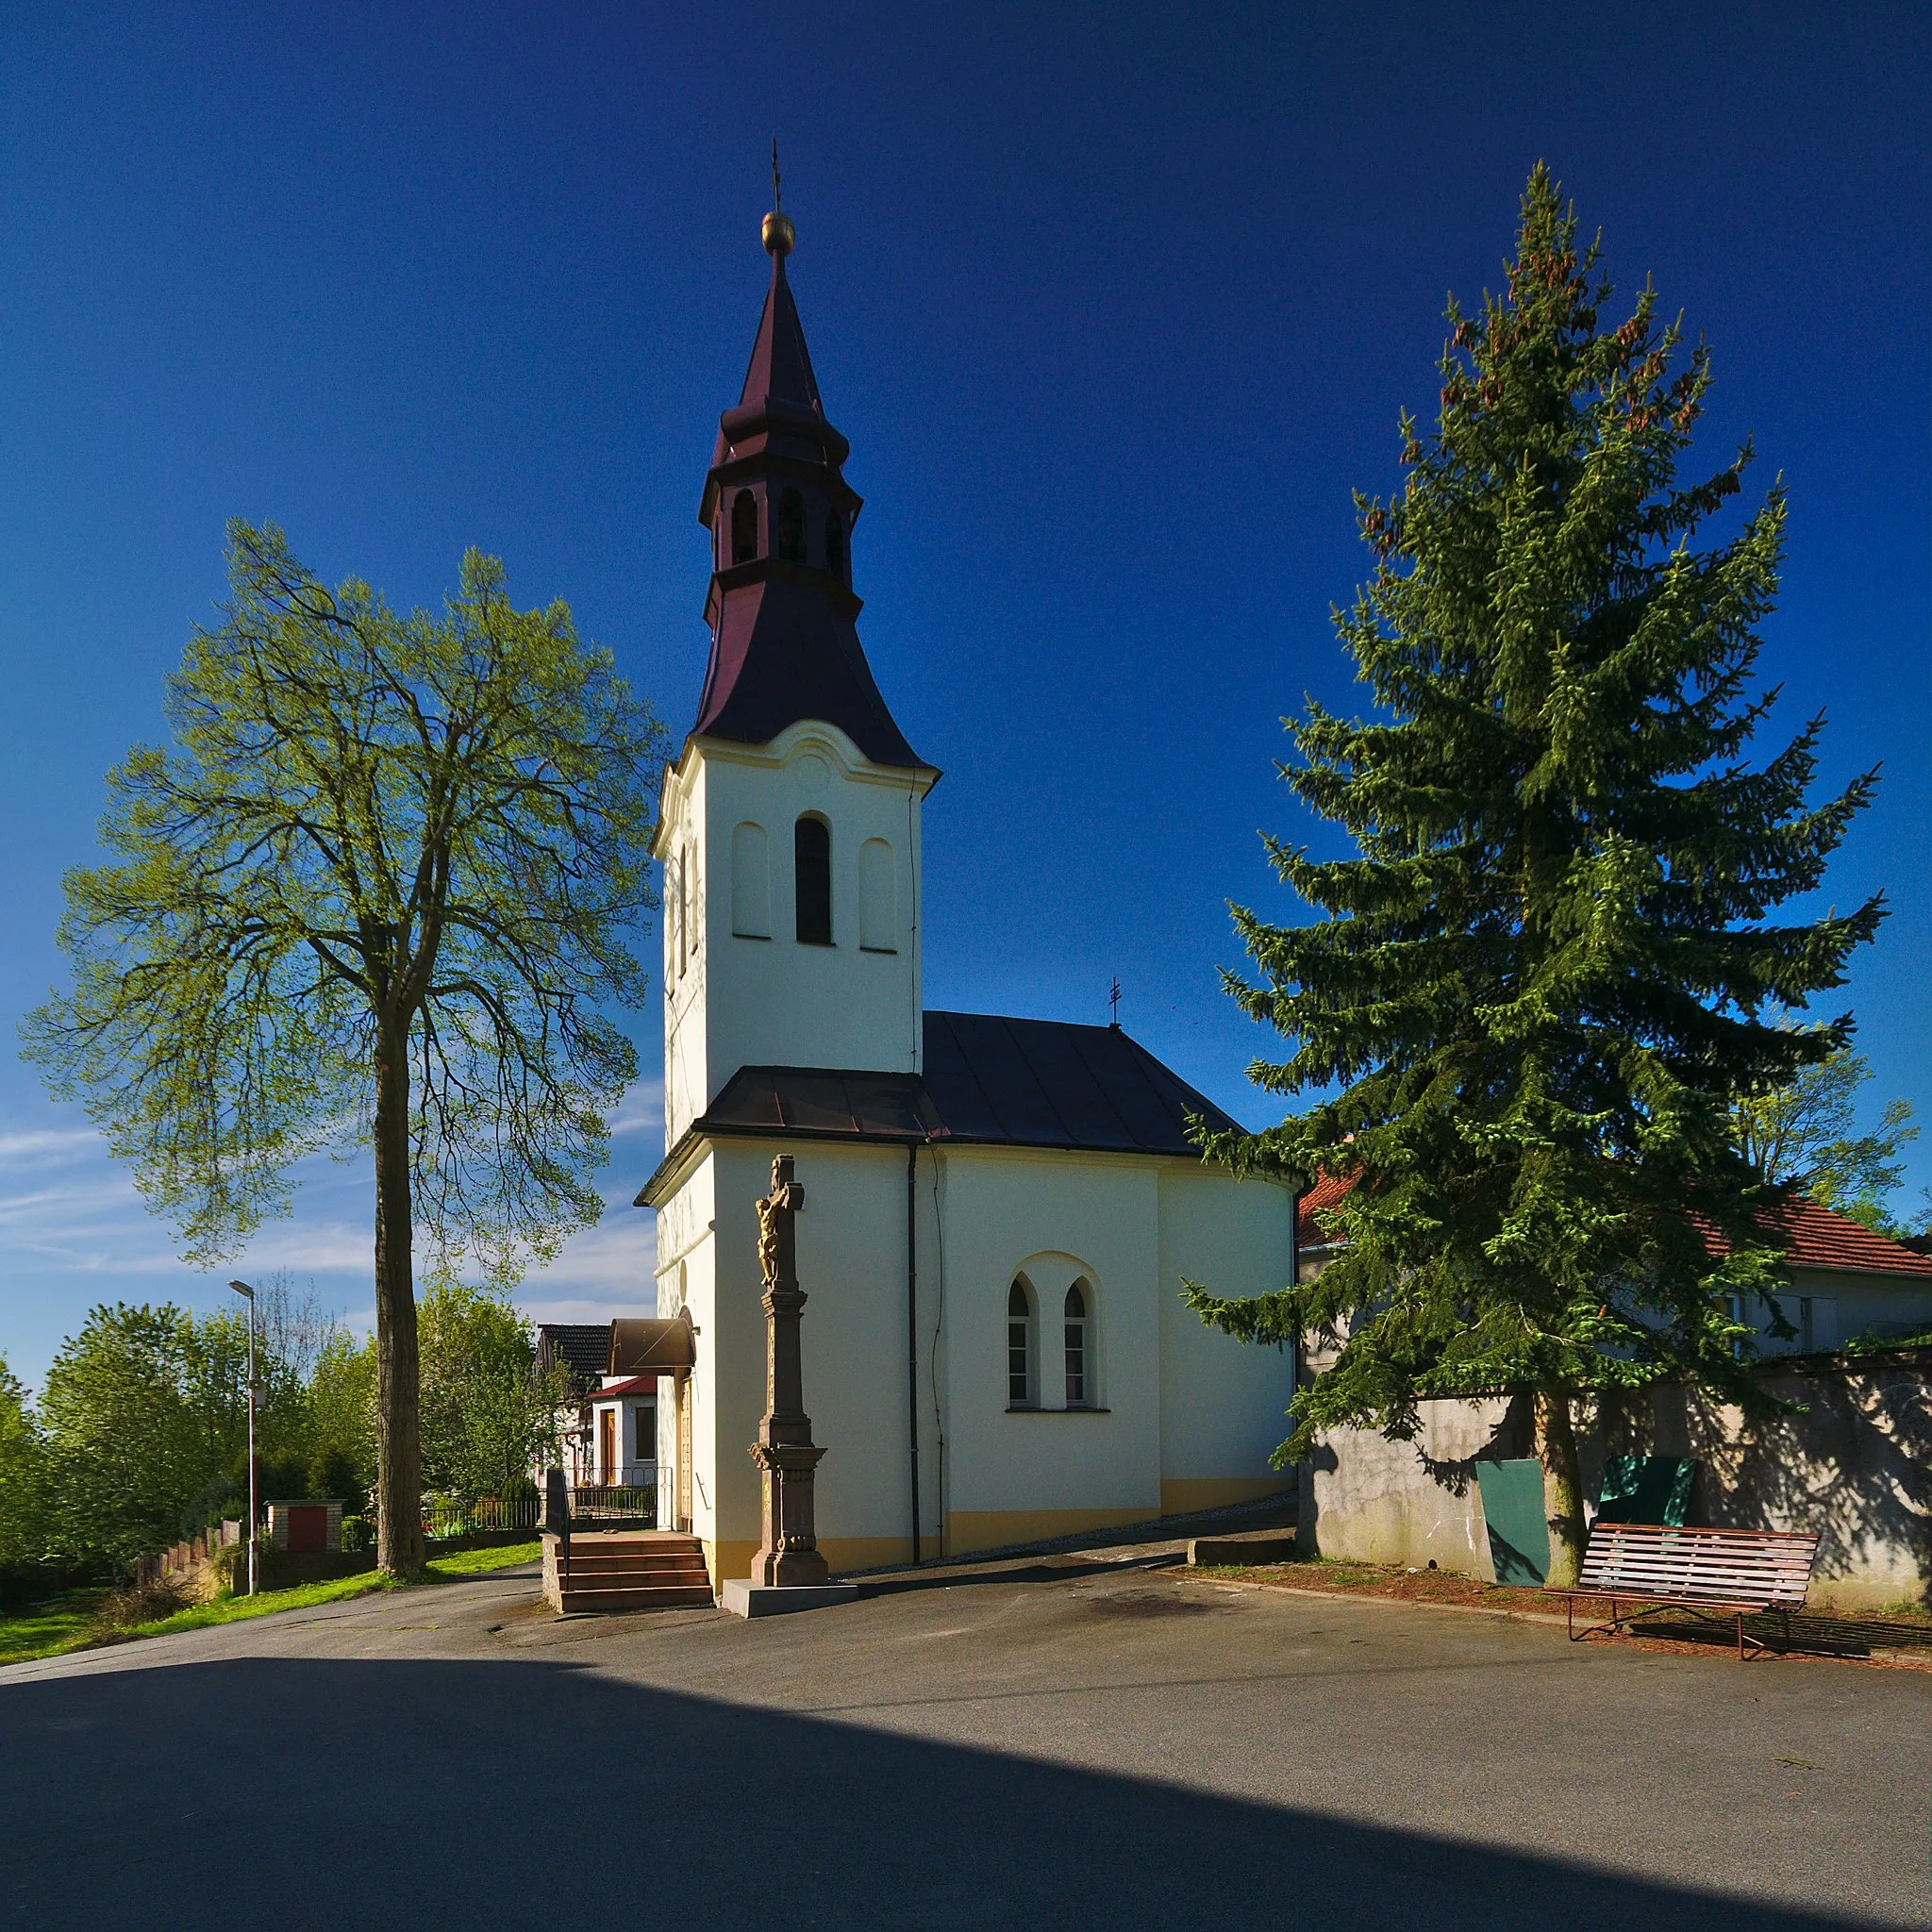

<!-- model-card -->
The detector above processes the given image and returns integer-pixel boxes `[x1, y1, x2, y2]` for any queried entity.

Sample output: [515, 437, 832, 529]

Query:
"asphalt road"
[3, 1548, 1924, 1929]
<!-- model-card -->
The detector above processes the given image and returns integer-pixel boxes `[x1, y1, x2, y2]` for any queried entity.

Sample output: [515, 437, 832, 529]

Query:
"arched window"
[731, 821, 770, 938]
[1008, 1280, 1035, 1407]
[824, 510, 846, 579]
[858, 838, 895, 951]
[1064, 1281, 1090, 1407]
[777, 488, 806, 562]
[794, 815, 831, 945]
[731, 490, 758, 564]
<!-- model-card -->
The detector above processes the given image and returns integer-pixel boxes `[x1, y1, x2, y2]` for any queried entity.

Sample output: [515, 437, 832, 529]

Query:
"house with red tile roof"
[1294, 1170, 1932, 1355]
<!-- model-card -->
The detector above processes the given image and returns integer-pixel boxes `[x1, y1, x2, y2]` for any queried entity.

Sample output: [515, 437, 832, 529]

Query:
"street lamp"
[228, 1280, 258, 1596]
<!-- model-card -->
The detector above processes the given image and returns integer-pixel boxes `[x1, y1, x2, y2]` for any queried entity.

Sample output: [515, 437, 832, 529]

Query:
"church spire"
[689, 202, 925, 772]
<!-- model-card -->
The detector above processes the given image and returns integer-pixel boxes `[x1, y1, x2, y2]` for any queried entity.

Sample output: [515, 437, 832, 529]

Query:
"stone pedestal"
[746, 1156, 832, 1591]
[721, 1578, 859, 1619]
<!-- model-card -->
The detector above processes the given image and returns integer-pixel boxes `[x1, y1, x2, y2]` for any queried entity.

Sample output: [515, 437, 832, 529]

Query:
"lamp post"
[228, 1280, 258, 1596]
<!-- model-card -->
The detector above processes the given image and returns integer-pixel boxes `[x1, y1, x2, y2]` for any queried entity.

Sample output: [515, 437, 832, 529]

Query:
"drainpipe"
[907, 1142, 922, 1564]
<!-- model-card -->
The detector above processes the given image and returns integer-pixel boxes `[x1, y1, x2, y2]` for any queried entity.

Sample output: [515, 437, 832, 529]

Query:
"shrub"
[89, 1574, 190, 1637]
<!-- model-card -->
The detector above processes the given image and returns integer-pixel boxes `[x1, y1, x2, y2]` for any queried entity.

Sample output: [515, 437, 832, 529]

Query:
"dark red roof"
[737, 252, 821, 416]
[638, 1012, 1244, 1205]
[689, 241, 926, 773]
[691, 575, 923, 768]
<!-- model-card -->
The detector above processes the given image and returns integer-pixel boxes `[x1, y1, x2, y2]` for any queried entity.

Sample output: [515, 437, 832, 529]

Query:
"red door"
[288, 1505, 327, 1553]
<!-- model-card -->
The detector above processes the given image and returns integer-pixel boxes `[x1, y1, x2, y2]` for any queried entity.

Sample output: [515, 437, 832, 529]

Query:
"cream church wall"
[658, 720, 930, 1145]
[660, 1136, 1301, 1581]
[935, 1148, 1164, 1552]
[666, 1137, 938, 1587]
[1156, 1168, 1298, 1514]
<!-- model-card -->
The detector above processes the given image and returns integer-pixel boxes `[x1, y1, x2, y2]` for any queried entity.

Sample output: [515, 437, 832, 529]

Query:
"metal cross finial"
[771, 137, 781, 211]
[1108, 976, 1122, 1028]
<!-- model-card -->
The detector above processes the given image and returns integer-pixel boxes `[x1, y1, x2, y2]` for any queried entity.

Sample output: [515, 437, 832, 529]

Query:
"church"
[634, 203, 1296, 1591]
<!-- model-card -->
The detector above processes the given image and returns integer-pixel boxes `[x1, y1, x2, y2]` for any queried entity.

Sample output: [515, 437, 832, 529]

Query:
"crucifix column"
[749, 1155, 830, 1589]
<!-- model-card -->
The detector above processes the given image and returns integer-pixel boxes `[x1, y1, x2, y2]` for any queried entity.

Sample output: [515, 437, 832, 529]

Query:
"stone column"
[749, 1156, 830, 1588]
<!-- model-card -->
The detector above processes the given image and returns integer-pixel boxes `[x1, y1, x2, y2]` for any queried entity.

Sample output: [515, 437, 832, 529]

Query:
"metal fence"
[421, 1494, 541, 1542]
[568, 1484, 656, 1523]
[419, 1486, 656, 1541]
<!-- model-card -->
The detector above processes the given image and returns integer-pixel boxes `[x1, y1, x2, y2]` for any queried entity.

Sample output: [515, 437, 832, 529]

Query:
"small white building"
[636, 217, 1297, 1591]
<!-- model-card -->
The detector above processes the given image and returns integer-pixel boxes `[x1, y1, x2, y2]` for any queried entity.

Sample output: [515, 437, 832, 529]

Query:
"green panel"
[1595, 1455, 1694, 1526]
[1475, 1457, 1550, 1585]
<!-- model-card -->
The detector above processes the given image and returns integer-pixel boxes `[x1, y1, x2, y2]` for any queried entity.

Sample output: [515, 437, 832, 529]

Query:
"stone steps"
[548, 1533, 713, 1614]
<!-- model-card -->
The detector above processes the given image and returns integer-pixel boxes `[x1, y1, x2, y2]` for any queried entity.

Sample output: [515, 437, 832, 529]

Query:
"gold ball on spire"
[762, 209, 795, 258]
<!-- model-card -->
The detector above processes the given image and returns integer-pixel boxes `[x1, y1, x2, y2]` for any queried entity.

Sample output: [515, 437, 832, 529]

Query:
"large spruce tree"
[1187, 168, 1883, 1583]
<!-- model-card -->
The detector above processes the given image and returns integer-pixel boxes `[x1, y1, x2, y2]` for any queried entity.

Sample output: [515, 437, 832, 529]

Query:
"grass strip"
[0, 1541, 541, 1666]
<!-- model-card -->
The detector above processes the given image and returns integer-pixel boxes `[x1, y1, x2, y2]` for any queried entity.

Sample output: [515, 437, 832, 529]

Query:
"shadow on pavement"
[859, 1550, 1182, 1596]
[0, 1655, 1873, 1930]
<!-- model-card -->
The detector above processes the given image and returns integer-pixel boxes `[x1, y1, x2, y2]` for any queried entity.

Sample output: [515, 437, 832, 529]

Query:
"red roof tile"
[1711, 1198, 1932, 1279]
[1296, 1170, 1357, 1250]
[1293, 1171, 1930, 1280]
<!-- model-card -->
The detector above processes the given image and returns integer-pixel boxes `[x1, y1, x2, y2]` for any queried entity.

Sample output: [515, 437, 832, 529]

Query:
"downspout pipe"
[908, 1141, 922, 1564]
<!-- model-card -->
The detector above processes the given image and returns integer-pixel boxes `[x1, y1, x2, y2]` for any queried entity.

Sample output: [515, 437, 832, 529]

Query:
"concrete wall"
[1306, 1355, 1932, 1608]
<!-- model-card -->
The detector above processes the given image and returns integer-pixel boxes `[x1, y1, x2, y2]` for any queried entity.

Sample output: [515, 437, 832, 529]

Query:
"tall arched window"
[794, 815, 831, 945]
[777, 488, 806, 562]
[1064, 1282, 1090, 1407]
[731, 489, 758, 564]
[1008, 1280, 1035, 1407]
[824, 510, 846, 580]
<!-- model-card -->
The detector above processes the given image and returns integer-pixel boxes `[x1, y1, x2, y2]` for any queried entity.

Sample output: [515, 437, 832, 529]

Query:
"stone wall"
[1304, 1350, 1930, 1610]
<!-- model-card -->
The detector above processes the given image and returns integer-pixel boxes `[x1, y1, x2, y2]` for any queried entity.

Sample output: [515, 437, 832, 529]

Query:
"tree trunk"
[373, 1017, 425, 1577]
[1537, 1388, 1585, 1588]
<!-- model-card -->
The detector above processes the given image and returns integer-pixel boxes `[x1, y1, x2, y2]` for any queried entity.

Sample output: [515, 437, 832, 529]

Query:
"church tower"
[657, 205, 939, 1146]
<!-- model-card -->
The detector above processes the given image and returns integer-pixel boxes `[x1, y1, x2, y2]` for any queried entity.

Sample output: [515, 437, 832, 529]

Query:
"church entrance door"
[676, 1372, 693, 1533]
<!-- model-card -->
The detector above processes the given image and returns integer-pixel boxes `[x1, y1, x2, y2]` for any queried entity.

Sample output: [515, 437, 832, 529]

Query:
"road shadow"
[859, 1550, 1183, 1597]
[0, 1655, 1880, 1930]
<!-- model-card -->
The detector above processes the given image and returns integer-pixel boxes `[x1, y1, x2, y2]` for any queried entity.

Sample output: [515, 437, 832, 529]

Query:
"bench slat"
[1572, 1522, 1818, 1613]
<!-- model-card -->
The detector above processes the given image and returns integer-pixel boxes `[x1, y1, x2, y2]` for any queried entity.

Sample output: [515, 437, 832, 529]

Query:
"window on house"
[1008, 1280, 1034, 1407]
[732, 821, 770, 937]
[777, 489, 806, 562]
[795, 815, 832, 944]
[634, 1404, 656, 1463]
[824, 510, 845, 579]
[858, 838, 895, 951]
[1064, 1281, 1089, 1407]
[731, 489, 758, 564]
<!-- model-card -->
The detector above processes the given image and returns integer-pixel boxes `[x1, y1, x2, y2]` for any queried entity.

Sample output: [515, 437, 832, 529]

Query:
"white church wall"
[688, 1138, 933, 1586]
[1156, 1168, 1298, 1514]
[659, 753, 712, 1145]
[696, 723, 927, 1103]
[938, 1148, 1164, 1553]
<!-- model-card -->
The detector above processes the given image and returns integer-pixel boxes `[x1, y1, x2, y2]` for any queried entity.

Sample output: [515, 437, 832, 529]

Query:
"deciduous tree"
[23, 525, 664, 1574]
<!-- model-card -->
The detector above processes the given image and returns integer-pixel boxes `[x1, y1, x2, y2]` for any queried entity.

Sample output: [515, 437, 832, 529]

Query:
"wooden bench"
[1548, 1523, 1820, 1659]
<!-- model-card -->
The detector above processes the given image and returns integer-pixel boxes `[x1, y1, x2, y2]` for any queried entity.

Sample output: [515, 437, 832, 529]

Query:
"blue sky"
[2, 4, 1926, 1388]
